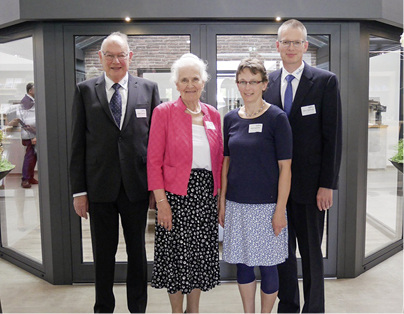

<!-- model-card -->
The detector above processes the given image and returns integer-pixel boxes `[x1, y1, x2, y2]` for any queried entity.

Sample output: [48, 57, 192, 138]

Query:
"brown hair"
[236, 57, 268, 83]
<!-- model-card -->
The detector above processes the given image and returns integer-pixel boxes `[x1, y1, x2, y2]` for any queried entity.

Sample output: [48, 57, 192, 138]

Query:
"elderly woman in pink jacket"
[147, 53, 223, 313]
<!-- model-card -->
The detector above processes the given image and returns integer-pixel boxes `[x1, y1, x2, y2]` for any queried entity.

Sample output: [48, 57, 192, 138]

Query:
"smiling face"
[98, 36, 133, 83]
[176, 65, 205, 106]
[236, 68, 268, 106]
[277, 26, 308, 73]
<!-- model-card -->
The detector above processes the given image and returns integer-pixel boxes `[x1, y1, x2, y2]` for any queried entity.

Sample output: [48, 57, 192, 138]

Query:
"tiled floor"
[0, 250, 402, 313]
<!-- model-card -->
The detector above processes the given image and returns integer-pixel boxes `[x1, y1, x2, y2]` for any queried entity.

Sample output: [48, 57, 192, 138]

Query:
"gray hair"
[171, 53, 209, 84]
[277, 19, 308, 41]
[100, 31, 130, 52]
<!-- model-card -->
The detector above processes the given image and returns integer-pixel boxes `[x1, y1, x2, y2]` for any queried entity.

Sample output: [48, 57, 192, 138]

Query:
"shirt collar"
[104, 72, 129, 91]
[281, 62, 305, 82]
[26, 94, 35, 101]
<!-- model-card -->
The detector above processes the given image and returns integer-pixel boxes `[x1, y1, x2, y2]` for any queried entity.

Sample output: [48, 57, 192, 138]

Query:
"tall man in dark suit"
[70, 32, 160, 313]
[263, 19, 342, 313]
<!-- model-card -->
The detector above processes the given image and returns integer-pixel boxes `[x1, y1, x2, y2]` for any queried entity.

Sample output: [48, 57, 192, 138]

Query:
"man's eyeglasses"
[279, 40, 306, 47]
[237, 80, 263, 87]
[102, 51, 129, 61]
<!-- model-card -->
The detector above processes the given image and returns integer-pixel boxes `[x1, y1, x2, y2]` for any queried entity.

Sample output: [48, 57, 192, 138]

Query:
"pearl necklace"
[243, 101, 265, 118]
[186, 103, 201, 115]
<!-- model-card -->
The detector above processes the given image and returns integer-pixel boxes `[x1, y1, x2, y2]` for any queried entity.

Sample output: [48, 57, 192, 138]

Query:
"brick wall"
[84, 35, 190, 79]
[82, 34, 318, 79]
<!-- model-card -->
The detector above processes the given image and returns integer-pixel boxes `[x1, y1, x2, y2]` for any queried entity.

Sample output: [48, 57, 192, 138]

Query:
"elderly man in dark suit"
[70, 32, 160, 313]
[263, 19, 342, 313]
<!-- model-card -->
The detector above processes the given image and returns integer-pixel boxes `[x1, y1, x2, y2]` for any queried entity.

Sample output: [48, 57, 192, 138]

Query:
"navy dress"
[222, 105, 292, 266]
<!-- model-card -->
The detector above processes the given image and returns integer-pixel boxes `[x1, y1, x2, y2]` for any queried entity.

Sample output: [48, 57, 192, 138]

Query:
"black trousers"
[89, 184, 148, 313]
[277, 199, 325, 313]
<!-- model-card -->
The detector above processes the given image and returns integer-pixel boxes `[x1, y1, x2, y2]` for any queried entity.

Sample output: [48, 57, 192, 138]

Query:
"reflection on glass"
[216, 34, 330, 258]
[0, 37, 42, 263]
[75, 35, 191, 262]
[365, 35, 403, 256]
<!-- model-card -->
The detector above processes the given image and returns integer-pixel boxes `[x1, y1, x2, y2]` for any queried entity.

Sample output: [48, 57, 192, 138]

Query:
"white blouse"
[191, 124, 212, 171]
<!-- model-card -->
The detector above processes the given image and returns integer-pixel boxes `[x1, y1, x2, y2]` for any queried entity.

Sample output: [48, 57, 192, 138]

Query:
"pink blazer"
[147, 97, 223, 196]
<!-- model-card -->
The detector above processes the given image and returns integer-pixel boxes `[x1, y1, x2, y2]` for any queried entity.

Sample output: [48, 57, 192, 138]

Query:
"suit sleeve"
[70, 84, 87, 195]
[320, 74, 342, 189]
[150, 82, 160, 112]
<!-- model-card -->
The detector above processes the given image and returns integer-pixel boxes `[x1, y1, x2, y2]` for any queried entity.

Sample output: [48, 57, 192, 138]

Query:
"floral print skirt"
[151, 169, 220, 294]
[223, 200, 288, 267]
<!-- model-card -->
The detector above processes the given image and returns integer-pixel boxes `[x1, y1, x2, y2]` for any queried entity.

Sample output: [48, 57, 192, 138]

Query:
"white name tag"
[248, 123, 263, 133]
[135, 109, 147, 118]
[205, 121, 216, 130]
[301, 105, 316, 116]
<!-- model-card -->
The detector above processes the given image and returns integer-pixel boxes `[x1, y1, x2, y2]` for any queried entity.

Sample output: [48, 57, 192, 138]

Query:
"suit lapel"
[290, 64, 314, 119]
[122, 74, 138, 130]
[95, 75, 117, 126]
[270, 70, 282, 109]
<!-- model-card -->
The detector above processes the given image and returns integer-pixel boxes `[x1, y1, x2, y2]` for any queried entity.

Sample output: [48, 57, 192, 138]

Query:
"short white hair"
[100, 31, 130, 52]
[171, 53, 209, 84]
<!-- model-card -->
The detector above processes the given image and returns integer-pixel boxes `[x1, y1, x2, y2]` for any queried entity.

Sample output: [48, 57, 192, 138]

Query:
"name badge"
[248, 123, 263, 133]
[135, 109, 147, 118]
[205, 121, 216, 130]
[301, 105, 316, 116]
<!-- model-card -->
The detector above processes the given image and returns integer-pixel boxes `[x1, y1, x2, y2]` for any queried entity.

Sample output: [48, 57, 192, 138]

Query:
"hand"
[218, 198, 226, 228]
[157, 200, 173, 231]
[272, 208, 287, 236]
[316, 187, 333, 211]
[73, 195, 89, 219]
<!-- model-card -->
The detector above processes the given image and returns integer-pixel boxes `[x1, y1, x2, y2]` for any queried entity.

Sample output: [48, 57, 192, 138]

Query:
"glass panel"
[74, 35, 191, 262]
[216, 34, 330, 259]
[365, 35, 403, 256]
[0, 37, 42, 263]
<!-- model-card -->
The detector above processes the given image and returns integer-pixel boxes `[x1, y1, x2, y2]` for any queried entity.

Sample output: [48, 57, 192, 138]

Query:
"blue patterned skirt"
[151, 169, 220, 294]
[223, 200, 288, 266]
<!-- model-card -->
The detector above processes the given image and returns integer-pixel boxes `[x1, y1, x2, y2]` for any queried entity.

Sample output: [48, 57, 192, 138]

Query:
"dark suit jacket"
[70, 74, 160, 203]
[263, 62, 342, 204]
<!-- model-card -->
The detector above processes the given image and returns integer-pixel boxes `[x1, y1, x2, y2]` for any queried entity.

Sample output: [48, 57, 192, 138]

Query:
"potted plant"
[0, 130, 15, 180]
[389, 138, 403, 173]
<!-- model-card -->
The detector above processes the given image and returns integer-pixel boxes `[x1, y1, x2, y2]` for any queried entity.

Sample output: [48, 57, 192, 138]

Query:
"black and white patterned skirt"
[151, 169, 220, 294]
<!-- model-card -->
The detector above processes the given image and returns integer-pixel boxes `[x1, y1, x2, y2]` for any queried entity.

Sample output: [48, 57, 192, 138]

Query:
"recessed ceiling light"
[125, 17, 131, 22]
[276, 17, 282, 22]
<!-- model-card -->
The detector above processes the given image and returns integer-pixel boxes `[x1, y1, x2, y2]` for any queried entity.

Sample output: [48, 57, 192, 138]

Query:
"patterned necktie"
[284, 74, 295, 117]
[110, 83, 122, 127]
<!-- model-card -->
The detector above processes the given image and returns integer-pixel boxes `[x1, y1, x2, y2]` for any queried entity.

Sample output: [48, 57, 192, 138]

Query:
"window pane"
[216, 34, 330, 259]
[365, 35, 403, 256]
[74, 35, 191, 262]
[0, 37, 42, 263]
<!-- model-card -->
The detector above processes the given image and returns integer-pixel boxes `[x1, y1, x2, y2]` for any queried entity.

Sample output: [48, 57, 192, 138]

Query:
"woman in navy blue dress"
[219, 58, 292, 313]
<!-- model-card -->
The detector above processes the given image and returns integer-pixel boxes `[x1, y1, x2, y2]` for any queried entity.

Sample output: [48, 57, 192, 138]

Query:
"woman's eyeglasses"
[236, 80, 263, 87]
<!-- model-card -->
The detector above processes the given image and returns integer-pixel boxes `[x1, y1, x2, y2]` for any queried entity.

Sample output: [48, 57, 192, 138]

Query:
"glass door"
[65, 23, 200, 282]
[0, 37, 43, 267]
[75, 34, 192, 265]
[365, 35, 403, 257]
[205, 23, 342, 278]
